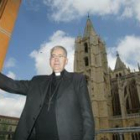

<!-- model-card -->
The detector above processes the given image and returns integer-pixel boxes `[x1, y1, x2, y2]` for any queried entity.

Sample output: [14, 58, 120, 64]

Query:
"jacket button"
[33, 117, 36, 120]
[39, 104, 42, 108]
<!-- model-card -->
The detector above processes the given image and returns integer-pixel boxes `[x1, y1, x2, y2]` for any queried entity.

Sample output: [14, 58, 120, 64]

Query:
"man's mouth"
[54, 64, 60, 66]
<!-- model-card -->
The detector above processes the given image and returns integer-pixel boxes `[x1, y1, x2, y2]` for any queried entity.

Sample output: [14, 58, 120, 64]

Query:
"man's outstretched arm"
[0, 72, 30, 95]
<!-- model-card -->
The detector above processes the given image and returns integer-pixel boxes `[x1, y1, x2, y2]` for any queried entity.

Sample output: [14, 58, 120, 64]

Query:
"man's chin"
[53, 69, 62, 73]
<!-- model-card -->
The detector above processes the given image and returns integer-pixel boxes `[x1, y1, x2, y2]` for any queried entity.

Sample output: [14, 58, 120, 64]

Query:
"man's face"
[50, 48, 68, 73]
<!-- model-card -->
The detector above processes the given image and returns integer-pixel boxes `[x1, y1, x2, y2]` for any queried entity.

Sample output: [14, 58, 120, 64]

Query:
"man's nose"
[54, 57, 59, 61]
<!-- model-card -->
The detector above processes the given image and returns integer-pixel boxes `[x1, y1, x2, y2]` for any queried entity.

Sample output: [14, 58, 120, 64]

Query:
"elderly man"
[0, 45, 95, 140]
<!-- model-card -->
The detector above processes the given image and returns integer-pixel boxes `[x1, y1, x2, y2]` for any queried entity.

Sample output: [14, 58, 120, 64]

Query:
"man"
[0, 45, 95, 140]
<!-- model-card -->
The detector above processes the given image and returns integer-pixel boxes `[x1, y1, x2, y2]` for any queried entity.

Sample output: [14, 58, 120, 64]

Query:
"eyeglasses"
[50, 54, 66, 59]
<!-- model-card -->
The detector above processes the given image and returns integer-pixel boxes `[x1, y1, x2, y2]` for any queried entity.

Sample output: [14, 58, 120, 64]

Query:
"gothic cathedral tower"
[74, 17, 111, 132]
[0, 0, 21, 71]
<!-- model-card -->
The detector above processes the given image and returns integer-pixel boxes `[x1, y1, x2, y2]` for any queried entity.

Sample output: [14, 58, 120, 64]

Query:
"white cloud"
[117, 35, 140, 70]
[135, 2, 140, 21]
[107, 47, 117, 70]
[0, 71, 26, 117]
[0, 94, 26, 117]
[43, 0, 120, 22]
[30, 30, 75, 75]
[7, 71, 16, 79]
[121, 7, 133, 18]
[120, 0, 140, 21]
[42, 0, 140, 22]
[0, 71, 16, 95]
[4, 58, 16, 68]
[107, 35, 140, 71]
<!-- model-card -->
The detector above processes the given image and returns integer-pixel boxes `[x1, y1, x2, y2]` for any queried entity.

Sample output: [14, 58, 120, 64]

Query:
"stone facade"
[0, 115, 19, 140]
[74, 17, 140, 140]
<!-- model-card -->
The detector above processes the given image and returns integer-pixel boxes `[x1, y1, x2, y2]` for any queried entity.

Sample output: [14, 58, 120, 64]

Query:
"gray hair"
[50, 45, 67, 57]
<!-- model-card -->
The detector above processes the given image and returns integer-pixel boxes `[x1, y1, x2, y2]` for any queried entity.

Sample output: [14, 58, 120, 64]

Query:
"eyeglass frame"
[50, 54, 66, 59]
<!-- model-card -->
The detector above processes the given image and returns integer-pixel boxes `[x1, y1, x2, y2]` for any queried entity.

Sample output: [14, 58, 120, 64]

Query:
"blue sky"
[1, 0, 140, 117]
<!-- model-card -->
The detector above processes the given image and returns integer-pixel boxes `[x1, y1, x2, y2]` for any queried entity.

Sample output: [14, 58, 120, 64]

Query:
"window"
[84, 42, 88, 53]
[125, 79, 140, 114]
[111, 84, 121, 116]
[131, 133, 140, 140]
[0, 0, 8, 19]
[84, 57, 89, 66]
[112, 129, 124, 140]
[112, 134, 120, 140]
[116, 73, 122, 78]
[131, 124, 140, 140]
[124, 80, 140, 114]
[119, 73, 122, 77]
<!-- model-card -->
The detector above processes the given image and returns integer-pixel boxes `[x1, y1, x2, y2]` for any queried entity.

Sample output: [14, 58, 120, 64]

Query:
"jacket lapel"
[39, 75, 52, 103]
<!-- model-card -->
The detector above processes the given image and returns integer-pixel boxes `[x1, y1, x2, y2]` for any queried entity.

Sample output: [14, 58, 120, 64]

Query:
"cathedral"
[74, 17, 140, 140]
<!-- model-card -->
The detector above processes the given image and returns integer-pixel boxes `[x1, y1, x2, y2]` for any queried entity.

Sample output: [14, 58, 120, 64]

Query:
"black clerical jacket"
[0, 70, 95, 140]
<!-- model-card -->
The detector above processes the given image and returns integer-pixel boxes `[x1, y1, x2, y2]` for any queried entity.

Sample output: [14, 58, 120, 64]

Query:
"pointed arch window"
[119, 73, 122, 77]
[112, 134, 124, 140]
[112, 126, 124, 140]
[116, 73, 122, 78]
[84, 42, 88, 53]
[111, 84, 121, 116]
[131, 124, 140, 140]
[131, 133, 140, 140]
[125, 79, 140, 114]
[112, 134, 120, 140]
[84, 57, 89, 66]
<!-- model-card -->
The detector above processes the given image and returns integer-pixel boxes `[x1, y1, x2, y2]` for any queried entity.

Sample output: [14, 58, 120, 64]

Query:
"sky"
[0, 0, 140, 117]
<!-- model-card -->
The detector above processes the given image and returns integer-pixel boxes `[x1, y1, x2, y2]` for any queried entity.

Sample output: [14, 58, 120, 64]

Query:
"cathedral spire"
[83, 16, 96, 37]
[114, 52, 126, 70]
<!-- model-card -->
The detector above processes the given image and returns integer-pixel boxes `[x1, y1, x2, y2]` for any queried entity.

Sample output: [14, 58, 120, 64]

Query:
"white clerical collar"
[55, 72, 61, 76]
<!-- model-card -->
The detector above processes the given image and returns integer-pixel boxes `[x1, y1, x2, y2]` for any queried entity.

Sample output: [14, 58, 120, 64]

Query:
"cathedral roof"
[114, 53, 126, 70]
[83, 16, 96, 37]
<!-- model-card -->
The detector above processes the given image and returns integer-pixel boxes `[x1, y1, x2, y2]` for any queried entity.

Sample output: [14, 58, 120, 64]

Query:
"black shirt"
[35, 73, 63, 140]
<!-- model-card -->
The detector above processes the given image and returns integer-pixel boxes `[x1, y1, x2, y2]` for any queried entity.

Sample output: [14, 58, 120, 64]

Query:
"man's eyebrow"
[51, 54, 64, 55]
